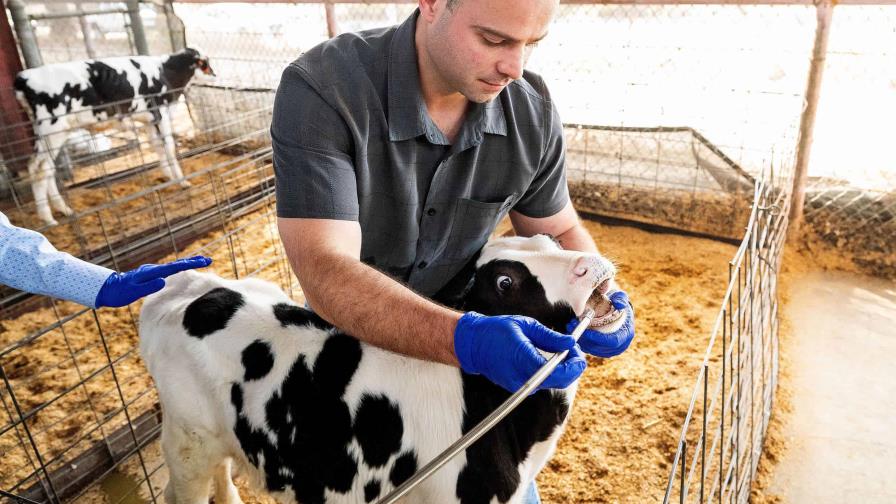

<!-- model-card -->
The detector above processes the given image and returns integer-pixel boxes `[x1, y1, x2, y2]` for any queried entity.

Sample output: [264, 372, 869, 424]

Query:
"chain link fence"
[799, 4, 896, 279]
[8, 0, 181, 65]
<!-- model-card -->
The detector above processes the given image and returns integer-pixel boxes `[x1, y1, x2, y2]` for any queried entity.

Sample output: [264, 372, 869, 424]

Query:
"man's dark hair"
[446, 0, 461, 12]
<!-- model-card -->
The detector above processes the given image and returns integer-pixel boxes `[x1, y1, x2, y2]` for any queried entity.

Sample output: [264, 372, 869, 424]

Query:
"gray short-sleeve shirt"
[272, 10, 569, 296]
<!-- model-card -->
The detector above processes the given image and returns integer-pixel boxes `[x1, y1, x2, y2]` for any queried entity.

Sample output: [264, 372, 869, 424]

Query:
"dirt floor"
[537, 220, 737, 502]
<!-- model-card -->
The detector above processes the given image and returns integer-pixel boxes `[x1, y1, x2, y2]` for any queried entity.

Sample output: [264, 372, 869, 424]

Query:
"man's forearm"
[510, 202, 598, 254]
[294, 251, 462, 367]
[555, 221, 598, 253]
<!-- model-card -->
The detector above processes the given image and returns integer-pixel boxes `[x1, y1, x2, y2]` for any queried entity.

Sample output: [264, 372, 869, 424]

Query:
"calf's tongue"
[590, 293, 614, 319]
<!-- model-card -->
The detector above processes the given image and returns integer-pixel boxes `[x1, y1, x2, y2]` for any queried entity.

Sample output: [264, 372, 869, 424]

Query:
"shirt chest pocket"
[442, 194, 516, 260]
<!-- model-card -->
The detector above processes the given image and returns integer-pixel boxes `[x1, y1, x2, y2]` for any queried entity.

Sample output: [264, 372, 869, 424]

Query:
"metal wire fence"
[8, 0, 180, 66]
[799, 4, 896, 279]
[662, 180, 788, 504]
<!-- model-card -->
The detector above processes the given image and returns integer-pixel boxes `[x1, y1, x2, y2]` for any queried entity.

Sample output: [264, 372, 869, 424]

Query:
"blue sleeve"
[0, 212, 113, 308]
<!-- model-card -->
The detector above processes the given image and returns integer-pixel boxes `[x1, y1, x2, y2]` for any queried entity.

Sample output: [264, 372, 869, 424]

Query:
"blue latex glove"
[568, 290, 635, 358]
[94, 255, 212, 308]
[454, 312, 587, 393]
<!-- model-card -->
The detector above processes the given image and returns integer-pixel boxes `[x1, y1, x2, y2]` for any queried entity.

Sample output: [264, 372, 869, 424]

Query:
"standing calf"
[139, 234, 626, 504]
[14, 48, 214, 225]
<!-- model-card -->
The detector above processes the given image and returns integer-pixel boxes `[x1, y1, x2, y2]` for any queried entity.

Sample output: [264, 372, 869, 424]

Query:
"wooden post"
[325, 1, 339, 38]
[789, 0, 834, 235]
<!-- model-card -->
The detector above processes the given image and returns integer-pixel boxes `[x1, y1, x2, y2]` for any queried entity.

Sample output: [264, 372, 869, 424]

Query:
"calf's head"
[457, 234, 626, 334]
[163, 47, 216, 86]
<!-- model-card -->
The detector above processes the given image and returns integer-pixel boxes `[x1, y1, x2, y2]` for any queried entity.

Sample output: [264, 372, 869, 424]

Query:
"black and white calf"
[14, 48, 214, 225]
[139, 235, 626, 504]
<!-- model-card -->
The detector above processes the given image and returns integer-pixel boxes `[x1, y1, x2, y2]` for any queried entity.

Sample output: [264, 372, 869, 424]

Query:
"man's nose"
[497, 46, 526, 81]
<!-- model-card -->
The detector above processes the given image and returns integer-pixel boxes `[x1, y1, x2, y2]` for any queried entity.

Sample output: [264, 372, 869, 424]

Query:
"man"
[0, 211, 211, 308]
[272, 0, 635, 500]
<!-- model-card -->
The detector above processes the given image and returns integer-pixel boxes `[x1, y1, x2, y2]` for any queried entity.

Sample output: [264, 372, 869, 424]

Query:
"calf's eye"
[496, 275, 513, 291]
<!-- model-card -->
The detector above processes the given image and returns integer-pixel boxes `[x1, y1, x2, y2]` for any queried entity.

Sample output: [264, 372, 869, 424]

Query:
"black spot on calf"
[231, 334, 364, 504]
[364, 479, 381, 503]
[354, 394, 403, 467]
[389, 451, 417, 488]
[242, 340, 274, 381]
[182, 287, 244, 338]
[273, 303, 329, 330]
[313, 333, 363, 397]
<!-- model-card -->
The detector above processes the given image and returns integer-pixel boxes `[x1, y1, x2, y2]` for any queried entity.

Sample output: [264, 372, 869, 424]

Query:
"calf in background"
[14, 48, 214, 225]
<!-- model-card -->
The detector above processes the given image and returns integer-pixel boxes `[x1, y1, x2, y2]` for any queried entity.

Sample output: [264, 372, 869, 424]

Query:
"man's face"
[423, 0, 557, 103]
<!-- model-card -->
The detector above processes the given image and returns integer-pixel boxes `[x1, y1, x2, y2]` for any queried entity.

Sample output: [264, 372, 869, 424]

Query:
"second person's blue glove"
[95, 255, 212, 308]
[454, 312, 587, 393]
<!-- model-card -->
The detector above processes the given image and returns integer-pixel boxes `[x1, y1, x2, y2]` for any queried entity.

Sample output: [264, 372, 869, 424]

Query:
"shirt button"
[418, 261, 428, 269]
[427, 208, 436, 216]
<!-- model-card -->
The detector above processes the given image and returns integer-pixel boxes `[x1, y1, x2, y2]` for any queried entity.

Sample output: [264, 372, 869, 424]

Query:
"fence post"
[7, 0, 42, 68]
[1, 0, 35, 186]
[325, 1, 339, 38]
[163, 0, 186, 52]
[76, 4, 97, 59]
[789, 0, 834, 235]
[125, 0, 150, 55]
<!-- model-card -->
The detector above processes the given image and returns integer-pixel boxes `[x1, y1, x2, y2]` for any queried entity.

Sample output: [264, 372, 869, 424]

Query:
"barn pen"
[1, 1, 894, 504]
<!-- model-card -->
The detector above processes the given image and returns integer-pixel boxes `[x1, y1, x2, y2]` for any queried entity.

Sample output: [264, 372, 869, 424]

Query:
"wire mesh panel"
[661, 179, 788, 504]
[18, 1, 177, 64]
[172, 3, 328, 88]
[801, 4, 896, 279]
[564, 125, 755, 240]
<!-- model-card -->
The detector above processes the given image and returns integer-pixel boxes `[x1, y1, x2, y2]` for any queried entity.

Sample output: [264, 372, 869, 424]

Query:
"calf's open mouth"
[586, 278, 625, 330]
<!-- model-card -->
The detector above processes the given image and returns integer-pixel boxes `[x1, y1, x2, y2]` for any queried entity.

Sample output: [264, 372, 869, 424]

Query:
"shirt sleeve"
[512, 98, 571, 218]
[0, 212, 112, 308]
[271, 64, 359, 220]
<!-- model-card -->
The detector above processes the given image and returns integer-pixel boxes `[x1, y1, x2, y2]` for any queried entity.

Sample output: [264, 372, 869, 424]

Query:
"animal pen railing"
[661, 180, 788, 504]
[1, 0, 894, 503]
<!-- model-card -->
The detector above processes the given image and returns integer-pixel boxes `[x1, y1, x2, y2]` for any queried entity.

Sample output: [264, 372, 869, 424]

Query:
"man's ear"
[418, 0, 440, 23]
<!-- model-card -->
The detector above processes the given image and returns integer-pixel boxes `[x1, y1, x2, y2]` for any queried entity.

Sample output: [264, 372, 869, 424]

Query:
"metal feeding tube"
[376, 308, 596, 504]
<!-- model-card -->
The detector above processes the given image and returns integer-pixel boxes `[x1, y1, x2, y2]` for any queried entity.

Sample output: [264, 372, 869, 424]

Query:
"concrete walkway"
[769, 271, 896, 502]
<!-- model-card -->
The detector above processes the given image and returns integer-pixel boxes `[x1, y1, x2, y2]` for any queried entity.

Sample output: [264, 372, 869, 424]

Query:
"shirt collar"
[387, 10, 507, 145]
